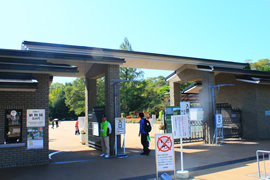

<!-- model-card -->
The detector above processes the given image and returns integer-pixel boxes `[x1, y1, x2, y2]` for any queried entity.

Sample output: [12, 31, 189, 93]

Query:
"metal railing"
[256, 150, 270, 180]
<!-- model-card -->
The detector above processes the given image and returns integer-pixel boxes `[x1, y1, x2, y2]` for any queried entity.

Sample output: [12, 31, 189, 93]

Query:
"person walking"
[138, 112, 150, 155]
[100, 114, 112, 158]
[75, 120, 80, 135]
[51, 119, 54, 129]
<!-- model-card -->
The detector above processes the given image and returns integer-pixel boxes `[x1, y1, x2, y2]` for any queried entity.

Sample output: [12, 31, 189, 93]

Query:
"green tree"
[49, 83, 64, 107]
[249, 59, 270, 71]
[119, 37, 145, 114]
[51, 89, 76, 119]
[97, 77, 105, 106]
[142, 76, 169, 116]
[64, 78, 85, 116]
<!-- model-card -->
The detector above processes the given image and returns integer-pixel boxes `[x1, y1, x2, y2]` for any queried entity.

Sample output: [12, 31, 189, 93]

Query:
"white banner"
[155, 133, 175, 172]
[27, 109, 45, 127]
[115, 118, 126, 135]
[172, 115, 190, 138]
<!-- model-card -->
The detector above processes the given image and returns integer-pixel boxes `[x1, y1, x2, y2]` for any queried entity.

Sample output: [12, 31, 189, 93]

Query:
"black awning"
[0, 73, 38, 91]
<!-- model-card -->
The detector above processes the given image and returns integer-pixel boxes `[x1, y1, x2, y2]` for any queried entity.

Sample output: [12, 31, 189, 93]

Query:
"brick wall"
[0, 74, 49, 168]
[215, 73, 270, 139]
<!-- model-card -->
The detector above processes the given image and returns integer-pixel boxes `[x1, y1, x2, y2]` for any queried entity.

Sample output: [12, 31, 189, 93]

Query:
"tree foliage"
[64, 78, 85, 116]
[249, 59, 270, 71]
[49, 83, 64, 107]
[97, 77, 105, 106]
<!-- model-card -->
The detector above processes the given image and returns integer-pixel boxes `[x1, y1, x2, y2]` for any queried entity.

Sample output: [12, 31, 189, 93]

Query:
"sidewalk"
[0, 121, 269, 180]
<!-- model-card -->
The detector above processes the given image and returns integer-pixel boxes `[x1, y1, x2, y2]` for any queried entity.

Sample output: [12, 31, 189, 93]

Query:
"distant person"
[138, 112, 150, 155]
[51, 119, 54, 129]
[100, 114, 112, 158]
[75, 120, 80, 135]
[55, 119, 59, 128]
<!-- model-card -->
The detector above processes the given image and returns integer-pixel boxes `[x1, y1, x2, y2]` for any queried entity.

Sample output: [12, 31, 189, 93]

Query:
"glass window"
[5, 109, 22, 143]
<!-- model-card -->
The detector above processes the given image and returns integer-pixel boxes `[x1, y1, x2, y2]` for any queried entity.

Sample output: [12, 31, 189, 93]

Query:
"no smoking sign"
[155, 133, 175, 172]
[157, 136, 173, 152]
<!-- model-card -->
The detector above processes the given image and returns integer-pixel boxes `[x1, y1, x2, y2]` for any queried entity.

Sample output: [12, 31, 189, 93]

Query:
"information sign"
[115, 118, 126, 135]
[27, 109, 45, 127]
[171, 115, 190, 139]
[155, 133, 175, 172]
[92, 122, 99, 136]
[216, 114, 223, 128]
[78, 116, 85, 129]
[27, 127, 44, 149]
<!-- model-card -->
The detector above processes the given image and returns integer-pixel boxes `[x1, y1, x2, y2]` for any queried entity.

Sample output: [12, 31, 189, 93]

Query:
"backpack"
[144, 118, 152, 133]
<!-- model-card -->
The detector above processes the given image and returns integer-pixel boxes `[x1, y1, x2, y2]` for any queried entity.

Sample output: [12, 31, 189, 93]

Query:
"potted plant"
[80, 129, 86, 145]
[159, 124, 165, 133]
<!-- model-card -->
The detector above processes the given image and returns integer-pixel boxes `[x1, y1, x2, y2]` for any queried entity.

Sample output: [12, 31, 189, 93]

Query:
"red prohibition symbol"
[157, 136, 172, 152]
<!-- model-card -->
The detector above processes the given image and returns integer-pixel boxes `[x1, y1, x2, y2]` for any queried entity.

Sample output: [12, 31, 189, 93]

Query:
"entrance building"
[1, 41, 270, 168]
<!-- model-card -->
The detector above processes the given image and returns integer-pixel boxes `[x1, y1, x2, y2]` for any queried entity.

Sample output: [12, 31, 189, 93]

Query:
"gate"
[165, 106, 204, 142]
[216, 103, 241, 138]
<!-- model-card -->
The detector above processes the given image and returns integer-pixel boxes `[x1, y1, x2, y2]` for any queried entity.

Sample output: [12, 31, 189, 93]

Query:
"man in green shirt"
[100, 114, 112, 158]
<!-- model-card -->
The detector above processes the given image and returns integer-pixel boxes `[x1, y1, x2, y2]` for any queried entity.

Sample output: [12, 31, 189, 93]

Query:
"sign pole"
[115, 134, 117, 156]
[180, 137, 184, 172]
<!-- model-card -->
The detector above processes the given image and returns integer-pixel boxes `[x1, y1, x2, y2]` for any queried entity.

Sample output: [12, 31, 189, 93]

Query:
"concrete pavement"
[0, 120, 269, 180]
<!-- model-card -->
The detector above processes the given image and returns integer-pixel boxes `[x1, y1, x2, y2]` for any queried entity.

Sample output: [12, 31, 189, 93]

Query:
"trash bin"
[80, 132, 86, 145]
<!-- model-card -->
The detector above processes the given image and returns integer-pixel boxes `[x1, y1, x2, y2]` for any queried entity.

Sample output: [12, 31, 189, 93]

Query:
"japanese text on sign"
[27, 109, 45, 127]
[115, 118, 126, 135]
[172, 115, 190, 138]
[155, 134, 175, 172]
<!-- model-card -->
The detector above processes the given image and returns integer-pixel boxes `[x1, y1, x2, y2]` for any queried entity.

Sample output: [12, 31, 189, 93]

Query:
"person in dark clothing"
[138, 112, 150, 155]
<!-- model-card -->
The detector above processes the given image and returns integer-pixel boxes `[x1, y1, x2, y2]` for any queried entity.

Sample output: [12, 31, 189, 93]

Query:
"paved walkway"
[0, 120, 269, 180]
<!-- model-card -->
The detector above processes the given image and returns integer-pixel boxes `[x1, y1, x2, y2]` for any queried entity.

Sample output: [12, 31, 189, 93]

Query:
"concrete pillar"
[169, 82, 181, 106]
[105, 64, 120, 155]
[85, 78, 97, 143]
[200, 72, 215, 144]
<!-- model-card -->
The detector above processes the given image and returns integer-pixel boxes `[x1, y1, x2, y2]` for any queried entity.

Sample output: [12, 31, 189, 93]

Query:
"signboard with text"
[216, 114, 223, 128]
[155, 133, 175, 172]
[92, 122, 99, 136]
[172, 115, 190, 139]
[78, 116, 85, 129]
[115, 118, 126, 135]
[27, 109, 45, 127]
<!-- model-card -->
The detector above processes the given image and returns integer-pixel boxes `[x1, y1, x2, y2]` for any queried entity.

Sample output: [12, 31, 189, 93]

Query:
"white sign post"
[216, 114, 223, 143]
[155, 133, 175, 180]
[115, 118, 126, 156]
[172, 114, 190, 178]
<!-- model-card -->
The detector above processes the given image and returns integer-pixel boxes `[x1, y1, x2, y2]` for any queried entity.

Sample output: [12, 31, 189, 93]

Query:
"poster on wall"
[27, 127, 44, 149]
[27, 109, 45, 127]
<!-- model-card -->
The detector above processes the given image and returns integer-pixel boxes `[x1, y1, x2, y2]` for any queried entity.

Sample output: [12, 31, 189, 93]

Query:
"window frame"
[5, 109, 23, 144]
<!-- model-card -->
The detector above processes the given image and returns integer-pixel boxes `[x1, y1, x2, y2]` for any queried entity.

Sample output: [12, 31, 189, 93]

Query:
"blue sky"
[0, 0, 269, 84]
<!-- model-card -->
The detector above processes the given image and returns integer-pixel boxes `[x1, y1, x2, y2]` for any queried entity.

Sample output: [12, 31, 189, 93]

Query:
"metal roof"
[22, 41, 249, 72]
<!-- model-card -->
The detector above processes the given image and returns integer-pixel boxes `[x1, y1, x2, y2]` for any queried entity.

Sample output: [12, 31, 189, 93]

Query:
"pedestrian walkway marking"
[50, 154, 142, 165]
[49, 148, 84, 159]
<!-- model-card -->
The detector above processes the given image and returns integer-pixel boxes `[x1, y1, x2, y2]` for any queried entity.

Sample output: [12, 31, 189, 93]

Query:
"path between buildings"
[0, 120, 269, 180]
